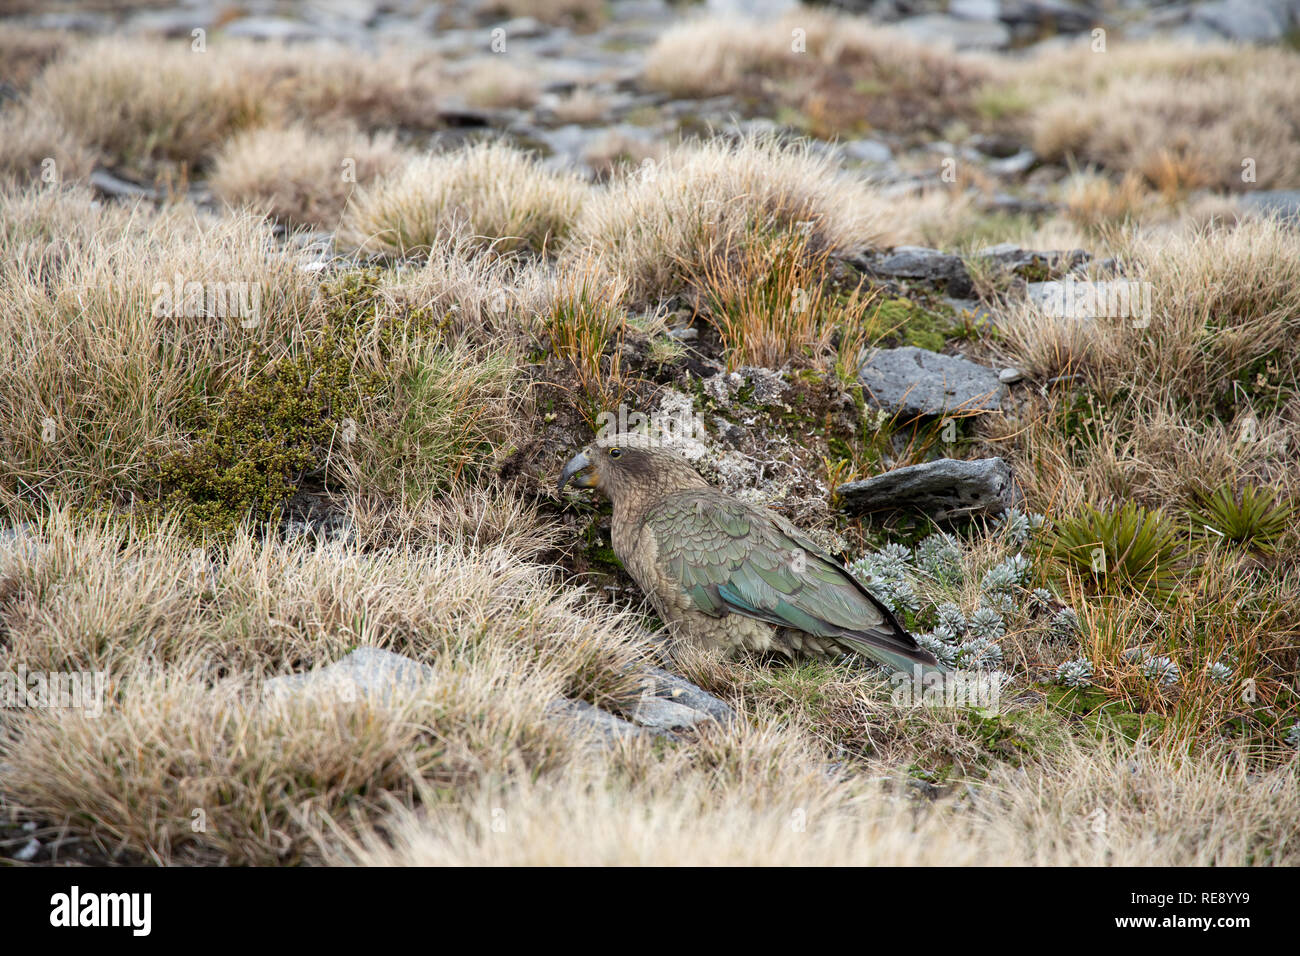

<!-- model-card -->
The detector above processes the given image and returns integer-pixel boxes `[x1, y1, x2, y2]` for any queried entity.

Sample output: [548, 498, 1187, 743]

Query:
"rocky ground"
[0, 0, 1298, 866]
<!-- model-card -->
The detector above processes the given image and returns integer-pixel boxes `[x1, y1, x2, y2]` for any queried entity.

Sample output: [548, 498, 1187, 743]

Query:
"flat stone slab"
[972, 243, 1089, 275]
[263, 647, 435, 707]
[627, 696, 713, 731]
[851, 246, 971, 293]
[896, 14, 1011, 49]
[1240, 190, 1300, 222]
[1194, 0, 1292, 41]
[637, 666, 735, 724]
[545, 699, 653, 745]
[858, 346, 1005, 419]
[260, 647, 734, 748]
[837, 457, 1019, 521]
[0, 524, 40, 566]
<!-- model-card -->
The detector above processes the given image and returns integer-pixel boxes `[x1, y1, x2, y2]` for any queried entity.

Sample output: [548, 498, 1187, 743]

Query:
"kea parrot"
[559, 435, 941, 674]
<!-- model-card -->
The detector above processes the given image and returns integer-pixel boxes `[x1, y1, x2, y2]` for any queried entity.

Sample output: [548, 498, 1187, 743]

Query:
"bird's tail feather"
[836, 632, 953, 679]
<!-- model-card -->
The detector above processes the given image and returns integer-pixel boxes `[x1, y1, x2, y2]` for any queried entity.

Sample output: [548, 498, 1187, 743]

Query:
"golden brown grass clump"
[0, 102, 94, 188]
[210, 125, 410, 230]
[0, 187, 315, 508]
[644, 9, 989, 137]
[994, 41, 1300, 191]
[27, 37, 446, 185]
[0, 25, 68, 88]
[456, 58, 541, 110]
[988, 214, 1300, 535]
[563, 133, 895, 304]
[339, 141, 587, 257]
[31, 39, 265, 186]
[325, 733, 1299, 866]
[0, 507, 653, 864]
[997, 214, 1300, 510]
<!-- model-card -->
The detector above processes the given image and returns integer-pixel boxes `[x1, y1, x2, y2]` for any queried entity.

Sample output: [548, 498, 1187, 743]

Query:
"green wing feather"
[644, 491, 940, 672]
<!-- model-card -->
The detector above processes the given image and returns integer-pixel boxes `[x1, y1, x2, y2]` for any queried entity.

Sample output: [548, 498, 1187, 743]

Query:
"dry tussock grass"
[0, 500, 663, 864]
[0, 25, 68, 88]
[338, 142, 587, 257]
[1, 25, 1296, 868]
[1004, 42, 1300, 191]
[0, 101, 94, 188]
[32, 39, 266, 185]
[381, 233, 557, 341]
[1001, 216, 1300, 415]
[686, 224, 878, 371]
[0, 508, 650, 695]
[645, 9, 988, 137]
[27, 36, 446, 184]
[992, 213, 1300, 517]
[456, 58, 541, 110]
[210, 125, 410, 230]
[0, 187, 316, 507]
[326, 736, 1299, 865]
[564, 133, 895, 303]
[0, 653, 577, 865]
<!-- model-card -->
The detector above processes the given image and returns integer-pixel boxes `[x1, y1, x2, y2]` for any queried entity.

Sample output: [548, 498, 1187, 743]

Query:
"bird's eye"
[608, 447, 623, 459]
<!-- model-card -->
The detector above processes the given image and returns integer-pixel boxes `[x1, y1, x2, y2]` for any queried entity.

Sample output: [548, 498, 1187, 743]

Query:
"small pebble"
[998, 367, 1024, 384]
[14, 838, 40, 862]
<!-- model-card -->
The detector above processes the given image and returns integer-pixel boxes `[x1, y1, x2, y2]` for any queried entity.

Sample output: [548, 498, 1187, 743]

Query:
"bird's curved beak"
[558, 449, 597, 494]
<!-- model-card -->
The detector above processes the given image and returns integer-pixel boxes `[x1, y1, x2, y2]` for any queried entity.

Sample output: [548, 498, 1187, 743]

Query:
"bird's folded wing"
[643, 491, 933, 667]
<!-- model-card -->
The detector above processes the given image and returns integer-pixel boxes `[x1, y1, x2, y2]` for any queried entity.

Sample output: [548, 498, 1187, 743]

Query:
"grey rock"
[627, 696, 712, 731]
[1194, 0, 1294, 41]
[1000, 0, 1100, 33]
[263, 647, 434, 706]
[896, 14, 1012, 49]
[987, 149, 1037, 176]
[494, 17, 549, 39]
[850, 246, 972, 295]
[1166, 20, 1235, 44]
[546, 698, 653, 745]
[636, 666, 735, 724]
[0, 524, 40, 566]
[837, 457, 1020, 520]
[951, 0, 1002, 20]
[223, 17, 325, 42]
[89, 169, 158, 201]
[974, 244, 1090, 275]
[968, 133, 1024, 159]
[841, 138, 894, 164]
[998, 367, 1025, 384]
[129, 10, 216, 37]
[858, 346, 1006, 418]
[31, 13, 111, 31]
[1240, 189, 1300, 222]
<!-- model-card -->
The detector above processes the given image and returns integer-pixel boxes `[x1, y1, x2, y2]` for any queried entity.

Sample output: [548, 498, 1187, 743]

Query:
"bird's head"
[558, 434, 709, 503]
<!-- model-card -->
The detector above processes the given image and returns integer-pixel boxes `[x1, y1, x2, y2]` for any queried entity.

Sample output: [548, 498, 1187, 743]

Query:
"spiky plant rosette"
[1049, 502, 1185, 600]
[848, 544, 918, 617]
[912, 531, 963, 584]
[1056, 658, 1094, 688]
[996, 507, 1045, 547]
[1140, 654, 1180, 686]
